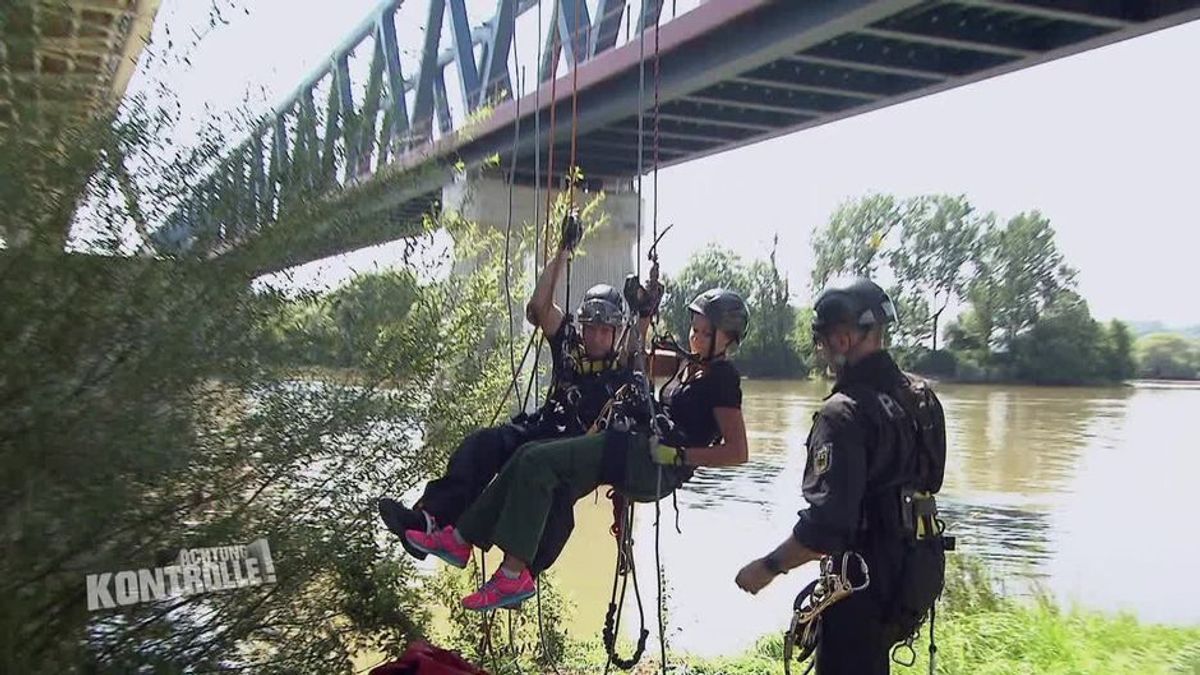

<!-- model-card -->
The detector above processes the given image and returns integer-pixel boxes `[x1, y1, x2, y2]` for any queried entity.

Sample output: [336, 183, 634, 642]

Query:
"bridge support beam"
[443, 175, 640, 312]
[443, 174, 640, 409]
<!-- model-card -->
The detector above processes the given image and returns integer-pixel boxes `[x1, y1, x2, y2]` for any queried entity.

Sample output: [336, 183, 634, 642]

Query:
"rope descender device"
[783, 551, 871, 674]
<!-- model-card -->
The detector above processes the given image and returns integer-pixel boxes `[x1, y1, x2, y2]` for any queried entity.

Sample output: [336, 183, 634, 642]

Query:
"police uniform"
[792, 349, 946, 674]
[416, 318, 631, 574]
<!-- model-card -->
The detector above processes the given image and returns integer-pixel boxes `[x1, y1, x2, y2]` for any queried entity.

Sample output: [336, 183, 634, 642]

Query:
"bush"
[907, 348, 959, 378]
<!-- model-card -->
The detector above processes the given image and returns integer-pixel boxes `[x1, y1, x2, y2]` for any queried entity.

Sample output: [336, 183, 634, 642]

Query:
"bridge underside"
[468, 0, 1200, 187]
[178, 0, 1200, 275]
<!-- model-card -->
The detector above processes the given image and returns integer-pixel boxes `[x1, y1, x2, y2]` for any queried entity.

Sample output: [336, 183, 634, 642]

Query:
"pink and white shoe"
[404, 526, 471, 568]
[462, 568, 536, 612]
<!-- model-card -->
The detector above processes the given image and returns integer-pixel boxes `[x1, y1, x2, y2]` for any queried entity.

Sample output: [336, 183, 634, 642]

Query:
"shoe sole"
[404, 534, 468, 569]
[378, 499, 428, 561]
[464, 587, 537, 612]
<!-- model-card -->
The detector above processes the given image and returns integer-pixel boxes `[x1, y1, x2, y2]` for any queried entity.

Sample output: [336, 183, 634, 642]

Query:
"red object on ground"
[369, 640, 489, 675]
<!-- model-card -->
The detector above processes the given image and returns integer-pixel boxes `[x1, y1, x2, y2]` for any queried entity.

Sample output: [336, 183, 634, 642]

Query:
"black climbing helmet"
[811, 276, 898, 336]
[688, 288, 749, 342]
[576, 283, 626, 327]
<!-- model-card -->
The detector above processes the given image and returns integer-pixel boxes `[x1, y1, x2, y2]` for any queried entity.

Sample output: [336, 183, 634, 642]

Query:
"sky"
[130, 1, 1200, 327]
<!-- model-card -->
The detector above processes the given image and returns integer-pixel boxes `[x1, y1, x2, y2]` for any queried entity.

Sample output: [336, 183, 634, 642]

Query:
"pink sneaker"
[462, 568, 536, 611]
[404, 526, 471, 568]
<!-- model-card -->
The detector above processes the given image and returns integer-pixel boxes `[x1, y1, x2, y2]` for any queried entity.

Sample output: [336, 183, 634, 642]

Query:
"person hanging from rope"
[403, 287, 750, 611]
[378, 211, 647, 576]
[734, 277, 953, 675]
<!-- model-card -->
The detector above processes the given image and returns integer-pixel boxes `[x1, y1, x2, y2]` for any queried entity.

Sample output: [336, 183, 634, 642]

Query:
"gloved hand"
[647, 435, 684, 466]
[636, 277, 664, 318]
[560, 210, 583, 253]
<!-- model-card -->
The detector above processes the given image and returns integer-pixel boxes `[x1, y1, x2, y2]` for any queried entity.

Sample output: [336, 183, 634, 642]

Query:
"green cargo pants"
[456, 430, 682, 565]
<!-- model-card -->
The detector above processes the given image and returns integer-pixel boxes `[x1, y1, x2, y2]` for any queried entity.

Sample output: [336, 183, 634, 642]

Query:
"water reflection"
[942, 384, 1133, 496]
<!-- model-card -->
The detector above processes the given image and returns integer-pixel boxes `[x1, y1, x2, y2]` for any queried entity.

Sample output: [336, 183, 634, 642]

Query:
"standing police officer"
[735, 277, 950, 674]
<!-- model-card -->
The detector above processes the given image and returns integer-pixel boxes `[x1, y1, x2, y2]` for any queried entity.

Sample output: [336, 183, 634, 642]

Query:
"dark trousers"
[414, 423, 576, 575]
[815, 574, 892, 674]
[456, 431, 681, 568]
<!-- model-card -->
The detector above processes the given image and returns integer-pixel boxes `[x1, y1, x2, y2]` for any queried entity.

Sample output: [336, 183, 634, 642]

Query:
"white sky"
[132, 1, 1200, 326]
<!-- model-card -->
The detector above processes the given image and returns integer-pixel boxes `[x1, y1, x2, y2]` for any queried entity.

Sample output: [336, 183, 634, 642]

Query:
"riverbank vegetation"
[424, 555, 1200, 675]
[657, 193, 1196, 385]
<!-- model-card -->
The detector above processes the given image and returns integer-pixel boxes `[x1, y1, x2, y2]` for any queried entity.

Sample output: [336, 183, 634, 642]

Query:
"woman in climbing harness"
[378, 213, 640, 576]
[405, 288, 751, 611]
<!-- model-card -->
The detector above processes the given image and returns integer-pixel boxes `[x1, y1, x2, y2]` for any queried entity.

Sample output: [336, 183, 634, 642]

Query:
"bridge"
[2, 0, 160, 250]
[149, 0, 1200, 276]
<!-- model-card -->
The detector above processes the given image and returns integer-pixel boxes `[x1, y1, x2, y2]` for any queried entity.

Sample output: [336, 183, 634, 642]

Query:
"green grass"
[538, 556, 1200, 675]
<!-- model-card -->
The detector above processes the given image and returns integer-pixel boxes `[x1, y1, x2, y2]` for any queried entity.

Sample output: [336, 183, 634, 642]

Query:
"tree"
[1135, 333, 1200, 380]
[810, 193, 904, 291]
[737, 237, 808, 377]
[889, 195, 987, 350]
[661, 244, 748, 341]
[1011, 292, 1103, 385]
[1099, 320, 1137, 382]
[965, 211, 1077, 354]
[661, 243, 808, 377]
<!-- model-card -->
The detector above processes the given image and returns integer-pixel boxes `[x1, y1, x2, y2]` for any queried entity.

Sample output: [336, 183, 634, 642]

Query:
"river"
[540, 379, 1200, 657]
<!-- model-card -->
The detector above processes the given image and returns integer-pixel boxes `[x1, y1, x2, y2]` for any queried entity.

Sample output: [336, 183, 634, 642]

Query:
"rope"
[654, 467, 667, 673]
[635, 0, 647, 279]
[543, 35, 559, 266]
[652, 6, 661, 253]
[929, 603, 937, 675]
[478, 552, 501, 673]
[603, 499, 649, 671]
[533, 0, 543, 276]
[568, 0, 582, 207]
[504, 62, 525, 404]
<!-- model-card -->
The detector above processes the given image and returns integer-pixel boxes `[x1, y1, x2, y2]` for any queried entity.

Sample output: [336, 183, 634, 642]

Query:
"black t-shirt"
[522, 319, 630, 437]
[658, 359, 742, 448]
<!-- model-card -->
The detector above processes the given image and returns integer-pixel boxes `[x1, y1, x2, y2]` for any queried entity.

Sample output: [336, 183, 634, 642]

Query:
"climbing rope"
[603, 497, 649, 672]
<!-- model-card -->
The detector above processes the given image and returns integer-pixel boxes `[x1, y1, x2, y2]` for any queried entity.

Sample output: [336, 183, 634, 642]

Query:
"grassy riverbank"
[444, 557, 1200, 675]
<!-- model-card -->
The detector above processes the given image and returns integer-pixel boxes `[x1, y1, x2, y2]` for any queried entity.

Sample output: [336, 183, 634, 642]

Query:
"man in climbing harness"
[378, 212, 648, 576]
[406, 288, 751, 612]
[735, 277, 952, 675]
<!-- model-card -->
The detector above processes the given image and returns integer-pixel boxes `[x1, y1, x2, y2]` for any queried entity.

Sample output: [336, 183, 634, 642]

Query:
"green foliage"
[425, 566, 580, 674]
[661, 243, 809, 378]
[809, 194, 1142, 385]
[810, 193, 902, 290]
[1099, 320, 1138, 382]
[1011, 292, 1106, 385]
[264, 270, 419, 369]
[638, 555, 1200, 675]
[967, 211, 1077, 355]
[889, 195, 988, 351]
[906, 348, 959, 378]
[0, 235, 514, 671]
[1135, 333, 1200, 380]
[0, 19, 528, 666]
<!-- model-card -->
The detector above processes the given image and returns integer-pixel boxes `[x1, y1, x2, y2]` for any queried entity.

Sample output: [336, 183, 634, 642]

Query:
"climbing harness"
[782, 552, 872, 675]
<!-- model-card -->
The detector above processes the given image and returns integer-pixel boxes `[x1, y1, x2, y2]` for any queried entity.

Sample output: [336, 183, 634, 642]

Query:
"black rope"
[654, 469, 667, 673]
[603, 500, 648, 671]
[929, 603, 937, 675]
[478, 552, 501, 673]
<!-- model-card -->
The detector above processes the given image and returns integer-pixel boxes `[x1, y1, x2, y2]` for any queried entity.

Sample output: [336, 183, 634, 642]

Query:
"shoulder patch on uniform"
[813, 442, 832, 476]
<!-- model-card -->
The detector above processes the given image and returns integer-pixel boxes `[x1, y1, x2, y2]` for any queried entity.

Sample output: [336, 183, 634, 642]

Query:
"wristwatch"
[762, 551, 787, 576]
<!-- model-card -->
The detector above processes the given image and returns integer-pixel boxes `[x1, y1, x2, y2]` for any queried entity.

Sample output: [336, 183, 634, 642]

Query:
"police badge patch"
[813, 443, 832, 475]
